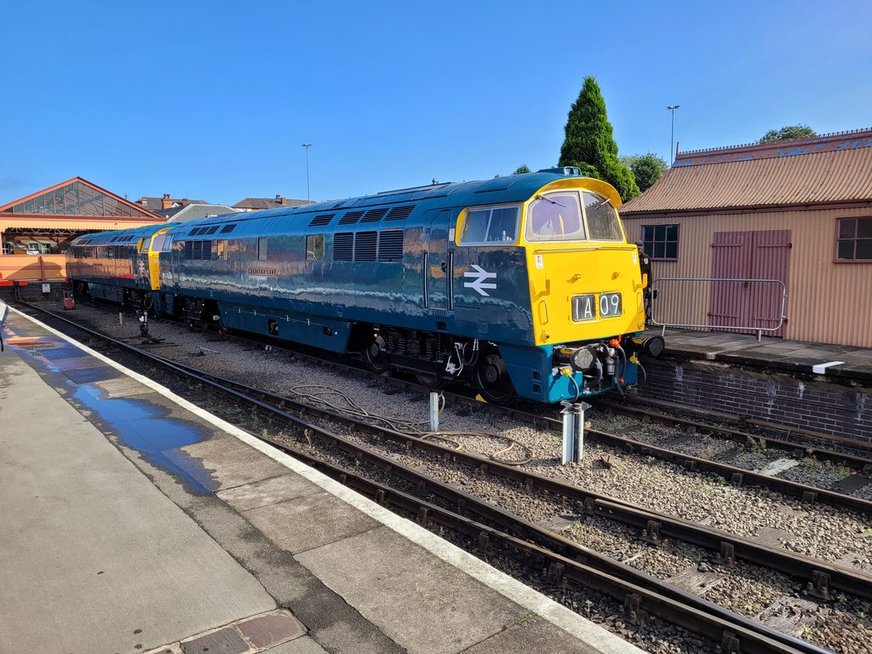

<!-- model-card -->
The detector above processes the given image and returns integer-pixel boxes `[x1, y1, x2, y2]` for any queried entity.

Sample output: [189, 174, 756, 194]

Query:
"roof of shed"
[138, 196, 207, 212]
[233, 197, 310, 210]
[622, 128, 872, 214]
[165, 203, 241, 222]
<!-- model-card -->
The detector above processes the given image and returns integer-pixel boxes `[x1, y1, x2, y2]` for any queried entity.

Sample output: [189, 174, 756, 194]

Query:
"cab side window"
[459, 206, 519, 245]
[462, 210, 489, 243]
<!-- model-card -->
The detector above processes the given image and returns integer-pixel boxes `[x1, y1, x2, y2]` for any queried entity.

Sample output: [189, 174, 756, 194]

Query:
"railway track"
[491, 402, 872, 516]
[596, 399, 872, 465]
[17, 301, 868, 653]
[35, 297, 872, 516]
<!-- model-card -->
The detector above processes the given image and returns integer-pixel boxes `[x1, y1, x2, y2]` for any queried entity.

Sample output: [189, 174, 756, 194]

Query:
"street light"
[666, 105, 680, 164]
[301, 143, 312, 202]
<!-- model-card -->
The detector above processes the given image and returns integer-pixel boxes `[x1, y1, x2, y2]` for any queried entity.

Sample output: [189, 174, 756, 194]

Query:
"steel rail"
[18, 302, 836, 653]
[44, 300, 872, 513]
[596, 399, 872, 470]
[482, 401, 872, 515]
[160, 360, 872, 603]
[260, 436, 828, 654]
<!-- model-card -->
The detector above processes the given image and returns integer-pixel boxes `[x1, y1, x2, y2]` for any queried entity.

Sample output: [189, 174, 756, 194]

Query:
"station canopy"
[0, 177, 165, 242]
[1, 178, 159, 219]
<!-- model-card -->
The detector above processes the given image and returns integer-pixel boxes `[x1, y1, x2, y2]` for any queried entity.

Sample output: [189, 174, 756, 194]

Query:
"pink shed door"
[710, 230, 790, 337]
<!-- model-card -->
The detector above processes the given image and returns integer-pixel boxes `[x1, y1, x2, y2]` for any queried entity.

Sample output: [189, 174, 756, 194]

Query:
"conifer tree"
[559, 77, 639, 201]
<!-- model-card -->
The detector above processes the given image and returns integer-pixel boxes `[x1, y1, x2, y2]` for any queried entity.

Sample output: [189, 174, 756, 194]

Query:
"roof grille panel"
[339, 211, 364, 225]
[354, 231, 378, 261]
[333, 232, 353, 261]
[220, 224, 237, 233]
[360, 208, 388, 223]
[309, 213, 335, 227]
[385, 205, 414, 221]
[378, 229, 404, 262]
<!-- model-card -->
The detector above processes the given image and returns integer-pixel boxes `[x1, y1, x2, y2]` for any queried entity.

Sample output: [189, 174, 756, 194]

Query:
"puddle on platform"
[7, 312, 217, 494]
[71, 386, 217, 494]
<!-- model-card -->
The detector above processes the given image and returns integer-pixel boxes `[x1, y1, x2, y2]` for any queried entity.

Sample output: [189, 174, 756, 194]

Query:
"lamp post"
[666, 105, 679, 164]
[301, 143, 312, 202]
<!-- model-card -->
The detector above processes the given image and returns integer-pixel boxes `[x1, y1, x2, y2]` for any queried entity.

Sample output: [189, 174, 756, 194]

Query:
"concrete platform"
[0, 308, 643, 654]
[649, 327, 872, 384]
[637, 327, 872, 443]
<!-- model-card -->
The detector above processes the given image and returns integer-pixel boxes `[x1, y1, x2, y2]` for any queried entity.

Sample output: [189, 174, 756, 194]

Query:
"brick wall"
[636, 358, 872, 444]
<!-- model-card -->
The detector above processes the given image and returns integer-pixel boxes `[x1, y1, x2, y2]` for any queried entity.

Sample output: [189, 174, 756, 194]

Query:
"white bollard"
[561, 401, 590, 464]
[429, 392, 440, 432]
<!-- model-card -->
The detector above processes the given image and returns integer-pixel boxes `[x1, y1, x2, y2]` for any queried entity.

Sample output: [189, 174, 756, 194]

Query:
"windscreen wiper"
[535, 194, 565, 207]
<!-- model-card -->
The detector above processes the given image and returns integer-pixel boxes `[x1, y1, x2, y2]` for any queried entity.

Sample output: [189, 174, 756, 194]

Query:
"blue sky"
[2, 0, 870, 206]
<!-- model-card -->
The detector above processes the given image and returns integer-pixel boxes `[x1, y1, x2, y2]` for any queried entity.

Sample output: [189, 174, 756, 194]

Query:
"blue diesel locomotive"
[68, 168, 662, 403]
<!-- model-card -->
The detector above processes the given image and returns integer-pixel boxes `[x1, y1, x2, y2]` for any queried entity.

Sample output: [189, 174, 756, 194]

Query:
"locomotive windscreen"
[527, 190, 622, 242]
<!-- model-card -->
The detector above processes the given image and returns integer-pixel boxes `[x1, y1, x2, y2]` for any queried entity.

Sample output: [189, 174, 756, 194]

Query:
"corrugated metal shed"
[622, 128, 872, 213]
[620, 129, 872, 347]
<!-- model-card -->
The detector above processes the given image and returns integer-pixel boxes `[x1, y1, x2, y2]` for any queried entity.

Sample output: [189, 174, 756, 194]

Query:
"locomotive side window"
[459, 206, 519, 245]
[306, 234, 324, 261]
[584, 192, 623, 241]
[258, 237, 268, 261]
[216, 239, 229, 259]
[182, 240, 217, 260]
[526, 192, 585, 241]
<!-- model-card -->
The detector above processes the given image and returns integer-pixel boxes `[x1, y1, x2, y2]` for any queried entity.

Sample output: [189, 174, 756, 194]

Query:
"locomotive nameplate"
[572, 292, 622, 321]
[248, 267, 278, 276]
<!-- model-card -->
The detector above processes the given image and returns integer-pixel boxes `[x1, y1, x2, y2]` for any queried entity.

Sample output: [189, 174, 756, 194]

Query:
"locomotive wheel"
[362, 334, 388, 373]
[474, 351, 514, 405]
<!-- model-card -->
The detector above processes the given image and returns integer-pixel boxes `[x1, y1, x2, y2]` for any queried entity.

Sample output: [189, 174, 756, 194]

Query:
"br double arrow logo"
[463, 264, 497, 297]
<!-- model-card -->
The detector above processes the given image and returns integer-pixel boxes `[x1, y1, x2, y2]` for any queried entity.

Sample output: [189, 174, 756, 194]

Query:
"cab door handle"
[440, 261, 448, 273]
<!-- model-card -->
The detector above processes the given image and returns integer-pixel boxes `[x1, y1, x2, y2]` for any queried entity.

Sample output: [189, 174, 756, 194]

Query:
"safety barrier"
[649, 277, 787, 341]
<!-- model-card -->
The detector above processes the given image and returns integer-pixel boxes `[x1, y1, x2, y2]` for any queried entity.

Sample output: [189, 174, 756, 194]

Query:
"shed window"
[642, 224, 679, 260]
[306, 234, 324, 260]
[460, 206, 519, 245]
[836, 217, 872, 261]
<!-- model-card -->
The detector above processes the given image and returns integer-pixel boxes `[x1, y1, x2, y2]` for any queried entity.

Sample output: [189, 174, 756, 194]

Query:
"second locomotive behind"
[68, 167, 663, 403]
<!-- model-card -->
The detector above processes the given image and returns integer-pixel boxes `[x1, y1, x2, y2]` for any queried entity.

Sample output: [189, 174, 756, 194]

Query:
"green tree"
[759, 125, 816, 143]
[558, 76, 639, 201]
[513, 164, 531, 174]
[620, 153, 667, 193]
